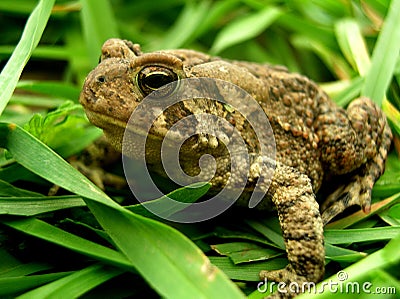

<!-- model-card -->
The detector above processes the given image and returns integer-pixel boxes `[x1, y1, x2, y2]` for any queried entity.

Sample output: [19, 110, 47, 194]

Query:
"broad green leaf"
[0, 0, 55, 115]
[86, 201, 245, 298]
[210, 7, 282, 54]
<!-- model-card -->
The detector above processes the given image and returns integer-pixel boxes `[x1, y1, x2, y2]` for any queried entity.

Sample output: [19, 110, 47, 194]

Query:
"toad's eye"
[136, 66, 179, 97]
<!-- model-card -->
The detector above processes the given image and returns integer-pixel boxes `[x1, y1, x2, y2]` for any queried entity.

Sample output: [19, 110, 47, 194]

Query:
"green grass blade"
[335, 18, 370, 75]
[158, 1, 211, 49]
[80, 0, 119, 67]
[0, 0, 55, 115]
[301, 234, 400, 299]
[0, 180, 43, 197]
[0, 263, 52, 278]
[126, 182, 210, 218]
[2, 217, 132, 269]
[17, 264, 123, 299]
[324, 227, 400, 244]
[0, 195, 85, 216]
[326, 192, 400, 229]
[209, 256, 287, 281]
[361, 0, 400, 105]
[0, 123, 117, 208]
[16, 81, 81, 102]
[0, 272, 72, 297]
[210, 6, 282, 54]
[325, 243, 366, 262]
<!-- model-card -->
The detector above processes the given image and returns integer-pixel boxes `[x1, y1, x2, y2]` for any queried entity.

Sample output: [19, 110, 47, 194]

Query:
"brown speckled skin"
[80, 39, 392, 298]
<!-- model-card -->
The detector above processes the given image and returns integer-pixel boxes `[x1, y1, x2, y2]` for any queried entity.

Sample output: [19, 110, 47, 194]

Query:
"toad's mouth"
[84, 109, 164, 142]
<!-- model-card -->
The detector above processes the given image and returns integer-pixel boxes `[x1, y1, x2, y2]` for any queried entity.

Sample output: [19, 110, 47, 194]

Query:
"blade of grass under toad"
[0, 123, 244, 299]
[324, 227, 400, 244]
[326, 192, 400, 229]
[17, 264, 124, 299]
[208, 256, 288, 282]
[361, 0, 400, 105]
[0, 0, 55, 115]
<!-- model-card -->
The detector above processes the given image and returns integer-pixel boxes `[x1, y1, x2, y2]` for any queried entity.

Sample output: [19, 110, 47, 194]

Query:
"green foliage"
[0, 0, 399, 298]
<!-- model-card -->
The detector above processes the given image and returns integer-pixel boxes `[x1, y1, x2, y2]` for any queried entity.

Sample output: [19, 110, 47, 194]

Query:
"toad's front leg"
[260, 163, 325, 298]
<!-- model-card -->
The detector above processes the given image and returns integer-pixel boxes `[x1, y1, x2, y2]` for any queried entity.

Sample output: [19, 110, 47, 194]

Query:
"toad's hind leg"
[318, 97, 392, 224]
[260, 164, 325, 298]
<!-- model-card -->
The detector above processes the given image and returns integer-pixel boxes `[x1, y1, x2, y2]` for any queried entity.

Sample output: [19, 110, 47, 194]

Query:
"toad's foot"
[260, 164, 325, 298]
[320, 98, 392, 224]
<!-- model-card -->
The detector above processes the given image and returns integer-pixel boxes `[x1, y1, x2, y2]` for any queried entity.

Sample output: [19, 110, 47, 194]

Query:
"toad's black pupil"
[144, 73, 174, 90]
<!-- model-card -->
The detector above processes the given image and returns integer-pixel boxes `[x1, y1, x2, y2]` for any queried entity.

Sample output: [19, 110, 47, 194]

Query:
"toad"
[79, 39, 392, 298]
